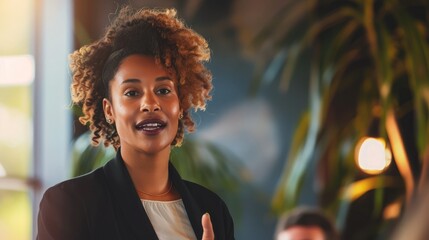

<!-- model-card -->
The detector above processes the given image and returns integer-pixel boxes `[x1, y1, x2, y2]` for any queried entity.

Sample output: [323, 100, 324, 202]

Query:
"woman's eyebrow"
[120, 76, 172, 85]
[155, 76, 173, 82]
[120, 78, 141, 85]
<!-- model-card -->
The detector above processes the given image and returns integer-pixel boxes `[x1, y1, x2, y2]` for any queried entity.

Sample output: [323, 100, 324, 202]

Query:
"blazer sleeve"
[221, 200, 235, 240]
[37, 184, 89, 240]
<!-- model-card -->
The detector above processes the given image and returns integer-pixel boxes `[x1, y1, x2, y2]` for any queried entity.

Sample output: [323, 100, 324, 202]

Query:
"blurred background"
[1, 0, 429, 239]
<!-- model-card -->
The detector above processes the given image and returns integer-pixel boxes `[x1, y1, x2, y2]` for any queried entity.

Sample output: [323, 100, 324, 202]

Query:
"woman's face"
[103, 54, 181, 155]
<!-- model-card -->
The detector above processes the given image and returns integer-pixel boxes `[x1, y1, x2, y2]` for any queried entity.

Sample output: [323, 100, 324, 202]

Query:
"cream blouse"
[141, 199, 197, 240]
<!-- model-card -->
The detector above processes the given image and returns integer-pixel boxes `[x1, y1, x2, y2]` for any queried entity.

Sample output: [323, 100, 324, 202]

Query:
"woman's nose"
[141, 93, 160, 112]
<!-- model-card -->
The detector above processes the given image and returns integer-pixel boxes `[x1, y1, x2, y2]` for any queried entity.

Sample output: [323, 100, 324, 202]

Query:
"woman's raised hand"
[201, 213, 214, 240]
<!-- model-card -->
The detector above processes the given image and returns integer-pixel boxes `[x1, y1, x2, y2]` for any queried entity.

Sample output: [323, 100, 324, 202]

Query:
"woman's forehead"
[115, 55, 172, 78]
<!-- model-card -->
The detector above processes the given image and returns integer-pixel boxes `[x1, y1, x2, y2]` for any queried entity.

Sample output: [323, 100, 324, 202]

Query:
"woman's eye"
[157, 88, 171, 95]
[124, 90, 139, 97]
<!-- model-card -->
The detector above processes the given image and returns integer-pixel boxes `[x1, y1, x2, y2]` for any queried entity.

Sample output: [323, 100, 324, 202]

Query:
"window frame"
[31, 0, 73, 238]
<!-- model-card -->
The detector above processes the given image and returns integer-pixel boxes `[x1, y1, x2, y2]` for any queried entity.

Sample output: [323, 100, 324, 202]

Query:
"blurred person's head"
[275, 207, 338, 240]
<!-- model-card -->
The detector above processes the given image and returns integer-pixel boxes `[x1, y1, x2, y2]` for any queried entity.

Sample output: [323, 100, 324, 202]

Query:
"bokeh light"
[356, 137, 392, 174]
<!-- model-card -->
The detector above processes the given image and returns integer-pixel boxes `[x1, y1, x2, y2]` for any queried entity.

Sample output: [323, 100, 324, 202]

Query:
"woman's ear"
[103, 98, 114, 123]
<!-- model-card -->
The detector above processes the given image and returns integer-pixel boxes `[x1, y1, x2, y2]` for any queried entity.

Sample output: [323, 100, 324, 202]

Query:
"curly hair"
[70, 6, 212, 149]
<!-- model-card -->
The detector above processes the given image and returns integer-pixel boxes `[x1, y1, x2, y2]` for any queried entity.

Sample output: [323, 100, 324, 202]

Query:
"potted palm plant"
[249, 0, 429, 238]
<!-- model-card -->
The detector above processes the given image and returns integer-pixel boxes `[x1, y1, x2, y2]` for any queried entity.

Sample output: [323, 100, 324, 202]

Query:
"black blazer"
[37, 150, 235, 240]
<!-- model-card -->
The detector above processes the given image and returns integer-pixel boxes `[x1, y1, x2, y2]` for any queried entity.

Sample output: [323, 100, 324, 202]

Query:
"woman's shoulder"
[37, 167, 112, 239]
[182, 180, 225, 204]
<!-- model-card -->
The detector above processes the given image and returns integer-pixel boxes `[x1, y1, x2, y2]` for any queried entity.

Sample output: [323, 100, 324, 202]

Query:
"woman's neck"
[120, 145, 176, 200]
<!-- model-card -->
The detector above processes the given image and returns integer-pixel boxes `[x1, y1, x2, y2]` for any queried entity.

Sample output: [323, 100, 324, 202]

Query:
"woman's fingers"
[201, 213, 214, 240]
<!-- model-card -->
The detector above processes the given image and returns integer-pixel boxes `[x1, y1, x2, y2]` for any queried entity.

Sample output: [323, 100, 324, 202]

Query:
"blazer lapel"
[103, 149, 158, 240]
[169, 163, 204, 239]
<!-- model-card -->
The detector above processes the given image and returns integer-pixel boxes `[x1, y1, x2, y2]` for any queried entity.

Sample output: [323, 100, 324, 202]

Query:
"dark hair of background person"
[274, 207, 339, 240]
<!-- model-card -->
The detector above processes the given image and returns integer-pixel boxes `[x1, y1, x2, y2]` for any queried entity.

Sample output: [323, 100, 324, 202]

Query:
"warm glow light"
[383, 200, 402, 219]
[356, 137, 392, 174]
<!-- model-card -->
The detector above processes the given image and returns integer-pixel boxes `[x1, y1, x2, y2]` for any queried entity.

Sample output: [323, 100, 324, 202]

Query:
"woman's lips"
[136, 119, 166, 135]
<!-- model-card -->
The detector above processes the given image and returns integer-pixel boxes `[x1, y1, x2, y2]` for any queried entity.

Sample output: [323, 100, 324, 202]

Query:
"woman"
[37, 6, 235, 240]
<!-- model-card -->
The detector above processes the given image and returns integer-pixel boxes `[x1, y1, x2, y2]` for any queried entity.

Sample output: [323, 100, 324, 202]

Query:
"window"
[0, 1, 35, 239]
[0, 1, 72, 239]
